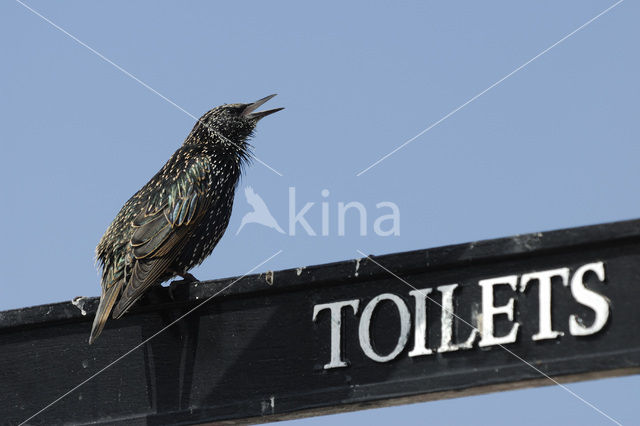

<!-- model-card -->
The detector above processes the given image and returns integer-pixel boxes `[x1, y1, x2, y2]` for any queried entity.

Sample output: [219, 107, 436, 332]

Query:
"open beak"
[242, 94, 284, 121]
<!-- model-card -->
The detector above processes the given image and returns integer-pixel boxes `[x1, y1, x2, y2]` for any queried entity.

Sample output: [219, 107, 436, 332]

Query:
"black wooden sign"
[1, 219, 639, 425]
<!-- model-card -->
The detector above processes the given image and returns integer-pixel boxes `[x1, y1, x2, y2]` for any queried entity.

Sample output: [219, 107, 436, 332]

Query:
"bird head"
[193, 94, 283, 147]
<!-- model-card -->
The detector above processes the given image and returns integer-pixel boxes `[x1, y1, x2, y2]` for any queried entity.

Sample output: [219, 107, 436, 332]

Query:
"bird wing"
[112, 158, 212, 318]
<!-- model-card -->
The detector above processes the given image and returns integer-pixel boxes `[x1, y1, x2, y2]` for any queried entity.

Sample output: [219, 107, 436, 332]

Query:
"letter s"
[569, 262, 610, 336]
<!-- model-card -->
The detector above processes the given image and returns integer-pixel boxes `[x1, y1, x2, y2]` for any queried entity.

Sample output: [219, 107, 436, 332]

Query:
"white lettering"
[313, 300, 360, 369]
[569, 262, 609, 336]
[312, 261, 611, 368]
[359, 294, 410, 362]
[479, 275, 520, 347]
[520, 268, 569, 341]
[437, 284, 478, 352]
[408, 288, 434, 357]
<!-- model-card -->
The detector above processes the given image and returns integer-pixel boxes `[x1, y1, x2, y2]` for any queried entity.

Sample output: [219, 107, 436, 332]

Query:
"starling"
[89, 94, 283, 344]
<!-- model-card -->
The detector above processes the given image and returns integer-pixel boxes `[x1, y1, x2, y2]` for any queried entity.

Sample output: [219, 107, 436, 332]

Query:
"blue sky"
[1, 1, 638, 424]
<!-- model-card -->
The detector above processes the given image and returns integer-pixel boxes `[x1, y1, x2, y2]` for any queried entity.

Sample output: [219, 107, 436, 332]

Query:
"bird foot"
[166, 272, 200, 301]
[178, 272, 200, 283]
[168, 272, 200, 289]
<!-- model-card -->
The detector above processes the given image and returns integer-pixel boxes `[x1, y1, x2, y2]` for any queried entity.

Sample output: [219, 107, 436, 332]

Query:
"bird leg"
[166, 271, 200, 299]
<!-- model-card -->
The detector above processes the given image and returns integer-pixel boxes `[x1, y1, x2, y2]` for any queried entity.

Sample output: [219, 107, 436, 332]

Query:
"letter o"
[359, 293, 410, 362]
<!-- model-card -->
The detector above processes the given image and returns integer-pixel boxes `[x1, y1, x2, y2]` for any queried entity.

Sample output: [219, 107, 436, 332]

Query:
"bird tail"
[89, 282, 121, 344]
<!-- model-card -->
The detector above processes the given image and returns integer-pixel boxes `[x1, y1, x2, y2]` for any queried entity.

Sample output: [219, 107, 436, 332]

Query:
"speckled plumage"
[89, 95, 283, 344]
